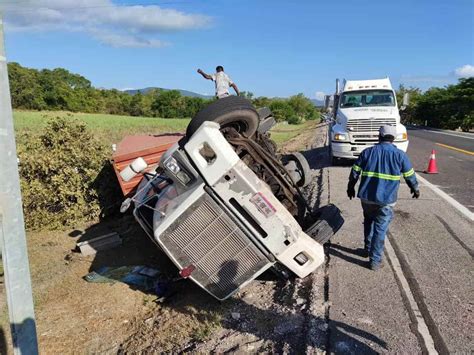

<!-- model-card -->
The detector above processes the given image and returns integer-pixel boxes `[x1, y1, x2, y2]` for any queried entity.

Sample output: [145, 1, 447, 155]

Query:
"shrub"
[460, 113, 473, 132]
[17, 116, 121, 230]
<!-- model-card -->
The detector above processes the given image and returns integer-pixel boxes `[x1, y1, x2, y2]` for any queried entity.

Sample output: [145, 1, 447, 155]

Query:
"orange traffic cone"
[424, 149, 439, 174]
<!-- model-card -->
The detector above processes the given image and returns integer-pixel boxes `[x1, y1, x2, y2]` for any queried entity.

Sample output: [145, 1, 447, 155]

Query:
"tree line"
[8, 62, 209, 118]
[397, 78, 473, 131]
[8, 62, 320, 123]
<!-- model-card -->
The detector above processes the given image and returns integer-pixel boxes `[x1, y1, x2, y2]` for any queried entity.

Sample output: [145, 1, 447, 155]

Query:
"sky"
[2, 0, 473, 99]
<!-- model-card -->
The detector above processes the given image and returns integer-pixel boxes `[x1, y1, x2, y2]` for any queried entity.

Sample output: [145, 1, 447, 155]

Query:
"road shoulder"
[326, 164, 421, 353]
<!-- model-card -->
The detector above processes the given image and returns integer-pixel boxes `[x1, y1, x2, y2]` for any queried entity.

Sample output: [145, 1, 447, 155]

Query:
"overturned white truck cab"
[125, 97, 343, 300]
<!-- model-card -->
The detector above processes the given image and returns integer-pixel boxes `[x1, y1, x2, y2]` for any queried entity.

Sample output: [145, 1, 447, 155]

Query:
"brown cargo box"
[112, 134, 183, 196]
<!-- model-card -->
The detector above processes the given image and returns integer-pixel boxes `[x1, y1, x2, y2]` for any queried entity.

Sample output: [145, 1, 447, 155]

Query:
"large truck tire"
[186, 96, 259, 138]
[287, 152, 311, 187]
[305, 204, 344, 244]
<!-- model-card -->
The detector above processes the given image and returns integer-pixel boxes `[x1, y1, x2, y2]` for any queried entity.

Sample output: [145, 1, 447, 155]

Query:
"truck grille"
[158, 194, 270, 299]
[347, 118, 396, 132]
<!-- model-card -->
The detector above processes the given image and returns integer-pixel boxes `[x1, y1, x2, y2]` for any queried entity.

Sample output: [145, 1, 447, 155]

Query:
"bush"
[18, 116, 121, 230]
[460, 113, 473, 132]
[268, 95, 318, 124]
[269, 100, 296, 122]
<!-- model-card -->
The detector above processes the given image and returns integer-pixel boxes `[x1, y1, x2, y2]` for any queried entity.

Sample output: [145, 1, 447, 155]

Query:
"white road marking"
[422, 129, 474, 140]
[416, 174, 474, 222]
[385, 238, 439, 354]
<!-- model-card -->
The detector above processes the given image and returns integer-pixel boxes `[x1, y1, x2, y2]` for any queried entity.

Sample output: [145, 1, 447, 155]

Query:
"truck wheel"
[305, 204, 344, 244]
[283, 152, 312, 187]
[186, 96, 259, 138]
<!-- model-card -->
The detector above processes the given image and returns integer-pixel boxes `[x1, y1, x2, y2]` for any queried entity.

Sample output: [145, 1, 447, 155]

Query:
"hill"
[311, 99, 324, 107]
[126, 88, 324, 106]
[124, 87, 213, 99]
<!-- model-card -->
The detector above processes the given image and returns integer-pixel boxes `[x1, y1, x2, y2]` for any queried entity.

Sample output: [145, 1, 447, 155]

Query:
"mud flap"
[305, 204, 344, 244]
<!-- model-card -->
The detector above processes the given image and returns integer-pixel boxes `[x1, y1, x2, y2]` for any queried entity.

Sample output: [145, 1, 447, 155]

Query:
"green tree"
[240, 91, 254, 100]
[8, 62, 46, 109]
[396, 84, 422, 124]
[253, 96, 271, 109]
[151, 90, 186, 118]
[413, 78, 474, 130]
[269, 99, 296, 122]
[287, 93, 318, 122]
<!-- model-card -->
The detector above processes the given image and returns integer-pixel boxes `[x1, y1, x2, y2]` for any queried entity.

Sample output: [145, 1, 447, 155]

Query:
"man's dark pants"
[361, 202, 394, 266]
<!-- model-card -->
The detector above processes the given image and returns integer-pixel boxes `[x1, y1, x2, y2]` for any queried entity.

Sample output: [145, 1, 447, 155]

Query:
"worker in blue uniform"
[347, 125, 420, 270]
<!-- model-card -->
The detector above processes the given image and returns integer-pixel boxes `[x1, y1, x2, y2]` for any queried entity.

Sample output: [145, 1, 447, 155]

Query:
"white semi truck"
[327, 78, 409, 163]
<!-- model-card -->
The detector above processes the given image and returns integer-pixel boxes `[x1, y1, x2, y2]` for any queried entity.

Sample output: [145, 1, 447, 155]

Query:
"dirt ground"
[0, 123, 330, 354]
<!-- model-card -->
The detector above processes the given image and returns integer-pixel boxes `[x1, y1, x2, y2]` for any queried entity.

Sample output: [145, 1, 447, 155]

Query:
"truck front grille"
[347, 118, 396, 132]
[158, 194, 270, 299]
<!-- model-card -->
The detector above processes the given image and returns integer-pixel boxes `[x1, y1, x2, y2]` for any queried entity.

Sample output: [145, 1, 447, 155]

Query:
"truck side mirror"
[402, 93, 410, 107]
[324, 95, 333, 110]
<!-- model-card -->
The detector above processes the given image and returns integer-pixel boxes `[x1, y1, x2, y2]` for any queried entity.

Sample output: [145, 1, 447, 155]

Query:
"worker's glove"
[347, 186, 356, 200]
[410, 188, 420, 199]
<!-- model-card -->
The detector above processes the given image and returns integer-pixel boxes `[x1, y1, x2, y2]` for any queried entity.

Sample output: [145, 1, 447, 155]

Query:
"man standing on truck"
[197, 66, 240, 99]
[346, 125, 420, 271]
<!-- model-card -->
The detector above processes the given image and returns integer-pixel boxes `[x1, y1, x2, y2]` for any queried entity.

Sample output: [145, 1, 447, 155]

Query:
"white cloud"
[2, 0, 211, 47]
[315, 91, 326, 101]
[454, 64, 474, 78]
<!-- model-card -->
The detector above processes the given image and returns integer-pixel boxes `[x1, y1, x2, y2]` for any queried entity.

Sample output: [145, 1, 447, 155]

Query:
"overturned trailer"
[115, 97, 343, 300]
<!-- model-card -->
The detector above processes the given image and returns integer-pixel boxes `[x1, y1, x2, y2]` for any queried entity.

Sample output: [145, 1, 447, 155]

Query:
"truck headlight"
[164, 157, 180, 174]
[334, 133, 348, 141]
[164, 156, 193, 185]
[396, 133, 407, 140]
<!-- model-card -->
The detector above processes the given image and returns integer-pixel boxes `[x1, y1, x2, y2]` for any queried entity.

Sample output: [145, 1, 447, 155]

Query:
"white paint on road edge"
[385, 238, 438, 354]
[416, 174, 474, 222]
[422, 129, 474, 140]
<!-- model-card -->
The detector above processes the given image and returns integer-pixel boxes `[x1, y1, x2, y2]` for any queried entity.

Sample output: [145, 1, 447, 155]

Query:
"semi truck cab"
[117, 97, 344, 301]
[328, 78, 409, 162]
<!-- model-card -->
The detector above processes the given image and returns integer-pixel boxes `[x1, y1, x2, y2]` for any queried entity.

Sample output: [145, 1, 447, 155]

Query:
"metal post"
[0, 14, 39, 355]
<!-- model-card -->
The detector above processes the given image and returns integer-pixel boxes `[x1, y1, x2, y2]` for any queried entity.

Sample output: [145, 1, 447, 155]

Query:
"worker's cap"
[379, 125, 397, 138]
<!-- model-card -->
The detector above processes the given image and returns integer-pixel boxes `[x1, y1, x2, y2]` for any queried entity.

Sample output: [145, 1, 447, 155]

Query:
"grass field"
[13, 111, 191, 145]
[13, 110, 317, 147]
[270, 120, 318, 145]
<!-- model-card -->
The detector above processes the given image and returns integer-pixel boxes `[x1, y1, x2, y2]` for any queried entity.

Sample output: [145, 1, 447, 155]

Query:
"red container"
[112, 134, 183, 196]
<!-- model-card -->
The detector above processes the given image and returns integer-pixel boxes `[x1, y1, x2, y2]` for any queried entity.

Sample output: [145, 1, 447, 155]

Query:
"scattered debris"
[76, 232, 122, 256]
[84, 265, 161, 291]
[231, 312, 241, 320]
[144, 317, 154, 327]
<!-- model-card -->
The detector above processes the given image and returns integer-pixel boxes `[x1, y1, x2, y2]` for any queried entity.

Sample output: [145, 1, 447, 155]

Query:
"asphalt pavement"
[406, 127, 474, 211]
[309, 125, 473, 353]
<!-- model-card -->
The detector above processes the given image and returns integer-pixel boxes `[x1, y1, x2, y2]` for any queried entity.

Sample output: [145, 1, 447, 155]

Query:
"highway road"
[406, 127, 474, 212]
[305, 125, 474, 353]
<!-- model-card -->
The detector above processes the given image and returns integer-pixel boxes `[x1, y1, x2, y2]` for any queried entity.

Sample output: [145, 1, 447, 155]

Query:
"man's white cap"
[379, 125, 397, 138]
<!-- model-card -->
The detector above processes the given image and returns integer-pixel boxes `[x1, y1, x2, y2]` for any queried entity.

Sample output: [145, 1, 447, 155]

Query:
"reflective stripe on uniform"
[402, 168, 415, 177]
[352, 164, 362, 172]
[361, 171, 401, 181]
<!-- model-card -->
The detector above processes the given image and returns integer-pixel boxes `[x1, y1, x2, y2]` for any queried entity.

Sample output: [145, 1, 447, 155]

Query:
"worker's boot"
[369, 261, 384, 271]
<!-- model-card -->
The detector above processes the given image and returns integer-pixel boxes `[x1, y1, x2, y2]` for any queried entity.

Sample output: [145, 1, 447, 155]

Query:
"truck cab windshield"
[340, 90, 395, 108]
